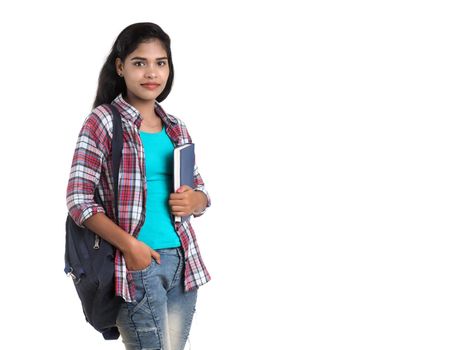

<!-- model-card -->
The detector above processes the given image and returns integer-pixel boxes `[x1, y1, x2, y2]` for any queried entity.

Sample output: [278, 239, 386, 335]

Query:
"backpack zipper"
[93, 234, 100, 249]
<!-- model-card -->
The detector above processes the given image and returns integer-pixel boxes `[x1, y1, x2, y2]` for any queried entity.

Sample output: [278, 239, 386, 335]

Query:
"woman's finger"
[150, 249, 161, 264]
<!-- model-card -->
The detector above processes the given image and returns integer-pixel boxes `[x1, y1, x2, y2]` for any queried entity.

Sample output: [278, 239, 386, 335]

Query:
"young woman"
[66, 22, 211, 350]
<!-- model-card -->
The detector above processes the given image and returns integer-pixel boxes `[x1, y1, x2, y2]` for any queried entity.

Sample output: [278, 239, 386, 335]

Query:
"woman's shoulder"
[76, 104, 116, 149]
[167, 112, 187, 127]
[81, 104, 115, 134]
[156, 102, 187, 128]
[165, 113, 194, 144]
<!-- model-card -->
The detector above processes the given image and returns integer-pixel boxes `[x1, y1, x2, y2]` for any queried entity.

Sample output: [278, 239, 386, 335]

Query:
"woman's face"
[115, 39, 170, 104]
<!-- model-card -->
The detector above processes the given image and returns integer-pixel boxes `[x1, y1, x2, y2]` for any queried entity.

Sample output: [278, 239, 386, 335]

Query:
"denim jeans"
[116, 247, 198, 350]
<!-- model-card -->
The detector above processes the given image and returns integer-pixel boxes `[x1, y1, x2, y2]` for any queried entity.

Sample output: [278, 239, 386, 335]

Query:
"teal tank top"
[138, 125, 181, 249]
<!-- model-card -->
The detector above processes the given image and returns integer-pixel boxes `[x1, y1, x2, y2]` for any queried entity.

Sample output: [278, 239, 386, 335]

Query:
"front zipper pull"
[93, 234, 100, 249]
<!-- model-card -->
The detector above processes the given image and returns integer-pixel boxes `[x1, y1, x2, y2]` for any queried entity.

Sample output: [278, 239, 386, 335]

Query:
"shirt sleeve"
[193, 163, 211, 218]
[66, 112, 109, 227]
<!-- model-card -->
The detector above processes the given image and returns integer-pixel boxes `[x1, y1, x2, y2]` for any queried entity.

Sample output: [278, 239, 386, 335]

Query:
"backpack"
[64, 104, 123, 340]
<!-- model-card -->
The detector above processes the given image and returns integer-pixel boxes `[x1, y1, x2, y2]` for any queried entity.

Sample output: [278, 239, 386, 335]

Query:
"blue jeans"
[116, 248, 198, 350]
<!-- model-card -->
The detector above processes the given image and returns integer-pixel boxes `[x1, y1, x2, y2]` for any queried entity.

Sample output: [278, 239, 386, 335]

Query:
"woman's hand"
[169, 185, 207, 217]
[123, 238, 161, 271]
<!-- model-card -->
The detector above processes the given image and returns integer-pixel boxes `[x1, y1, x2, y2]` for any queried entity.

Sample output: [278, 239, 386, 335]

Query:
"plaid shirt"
[66, 93, 211, 302]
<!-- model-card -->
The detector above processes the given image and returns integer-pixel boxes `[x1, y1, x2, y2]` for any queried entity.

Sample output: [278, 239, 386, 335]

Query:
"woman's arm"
[172, 118, 211, 218]
[66, 113, 109, 227]
[67, 110, 159, 270]
[84, 213, 161, 269]
[192, 163, 211, 217]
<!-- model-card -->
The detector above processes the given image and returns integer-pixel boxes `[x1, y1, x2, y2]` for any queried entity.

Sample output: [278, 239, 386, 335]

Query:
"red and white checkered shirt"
[66, 93, 211, 302]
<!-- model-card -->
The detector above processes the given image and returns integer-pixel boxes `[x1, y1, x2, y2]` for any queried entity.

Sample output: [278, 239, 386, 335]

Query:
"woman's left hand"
[169, 185, 206, 217]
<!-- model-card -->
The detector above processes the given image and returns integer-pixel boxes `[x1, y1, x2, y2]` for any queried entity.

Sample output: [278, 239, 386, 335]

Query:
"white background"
[0, 0, 454, 349]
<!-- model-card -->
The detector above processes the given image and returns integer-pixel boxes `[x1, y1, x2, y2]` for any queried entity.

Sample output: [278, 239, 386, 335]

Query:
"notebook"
[173, 143, 195, 223]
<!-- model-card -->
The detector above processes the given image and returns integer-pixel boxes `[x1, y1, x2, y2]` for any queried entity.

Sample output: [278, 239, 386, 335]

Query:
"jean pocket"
[129, 259, 155, 275]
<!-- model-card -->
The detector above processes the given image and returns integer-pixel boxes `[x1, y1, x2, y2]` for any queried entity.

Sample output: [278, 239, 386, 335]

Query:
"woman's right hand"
[123, 238, 161, 271]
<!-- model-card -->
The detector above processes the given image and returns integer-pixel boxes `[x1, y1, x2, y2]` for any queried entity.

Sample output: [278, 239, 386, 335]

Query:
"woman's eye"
[158, 61, 167, 66]
[134, 61, 145, 67]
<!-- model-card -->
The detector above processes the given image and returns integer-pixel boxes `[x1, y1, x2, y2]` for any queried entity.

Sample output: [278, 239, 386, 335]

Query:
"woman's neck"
[124, 94, 159, 122]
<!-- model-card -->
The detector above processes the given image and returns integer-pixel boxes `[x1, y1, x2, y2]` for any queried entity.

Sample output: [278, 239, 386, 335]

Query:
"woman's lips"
[141, 83, 160, 90]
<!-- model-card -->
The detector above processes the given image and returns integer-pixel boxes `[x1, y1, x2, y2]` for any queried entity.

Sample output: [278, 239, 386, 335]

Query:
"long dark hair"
[92, 22, 174, 108]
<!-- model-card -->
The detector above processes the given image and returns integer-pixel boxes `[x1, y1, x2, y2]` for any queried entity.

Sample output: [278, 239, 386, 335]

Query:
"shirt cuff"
[79, 205, 106, 228]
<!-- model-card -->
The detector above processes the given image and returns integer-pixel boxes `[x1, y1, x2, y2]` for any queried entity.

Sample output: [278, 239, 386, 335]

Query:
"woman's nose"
[146, 67, 157, 79]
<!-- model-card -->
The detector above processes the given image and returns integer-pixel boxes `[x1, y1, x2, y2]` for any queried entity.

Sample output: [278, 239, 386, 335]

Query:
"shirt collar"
[111, 93, 178, 129]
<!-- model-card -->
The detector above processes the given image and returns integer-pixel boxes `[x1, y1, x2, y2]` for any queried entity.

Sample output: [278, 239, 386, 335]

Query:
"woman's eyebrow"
[130, 56, 168, 61]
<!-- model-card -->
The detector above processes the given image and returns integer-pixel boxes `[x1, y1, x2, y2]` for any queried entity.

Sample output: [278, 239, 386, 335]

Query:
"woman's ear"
[115, 58, 123, 77]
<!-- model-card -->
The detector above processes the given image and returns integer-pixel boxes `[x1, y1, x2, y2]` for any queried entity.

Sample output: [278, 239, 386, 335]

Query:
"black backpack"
[64, 104, 123, 340]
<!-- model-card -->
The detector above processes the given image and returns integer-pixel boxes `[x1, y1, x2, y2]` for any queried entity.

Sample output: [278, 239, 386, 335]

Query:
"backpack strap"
[105, 104, 123, 225]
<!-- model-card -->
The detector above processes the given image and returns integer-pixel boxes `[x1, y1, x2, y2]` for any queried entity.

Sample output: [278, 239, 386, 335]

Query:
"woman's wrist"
[192, 190, 207, 215]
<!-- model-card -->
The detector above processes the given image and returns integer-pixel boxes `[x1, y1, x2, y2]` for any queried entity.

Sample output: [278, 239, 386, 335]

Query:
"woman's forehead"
[130, 40, 167, 57]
